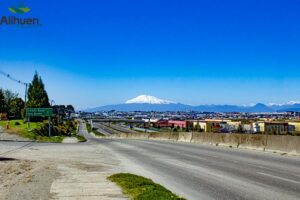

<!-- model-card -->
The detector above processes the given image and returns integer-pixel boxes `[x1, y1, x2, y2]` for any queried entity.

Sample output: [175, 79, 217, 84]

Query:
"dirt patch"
[0, 127, 30, 142]
[0, 158, 58, 200]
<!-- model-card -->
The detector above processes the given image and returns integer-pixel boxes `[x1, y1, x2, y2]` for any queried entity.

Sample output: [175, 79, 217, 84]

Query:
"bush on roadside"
[33, 121, 76, 137]
[14, 121, 21, 126]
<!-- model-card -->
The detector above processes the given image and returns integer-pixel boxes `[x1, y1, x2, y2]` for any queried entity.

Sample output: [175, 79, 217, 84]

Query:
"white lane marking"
[257, 172, 300, 185]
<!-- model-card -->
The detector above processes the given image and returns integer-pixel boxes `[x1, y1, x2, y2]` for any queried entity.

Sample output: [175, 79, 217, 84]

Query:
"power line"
[0, 69, 29, 86]
[0, 69, 29, 105]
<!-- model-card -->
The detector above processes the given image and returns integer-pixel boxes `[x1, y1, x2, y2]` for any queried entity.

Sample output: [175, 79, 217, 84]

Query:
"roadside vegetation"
[75, 135, 87, 142]
[108, 173, 186, 200]
[0, 119, 64, 142]
[93, 129, 105, 136]
[86, 123, 92, 133]
[0, 71, 78, 142]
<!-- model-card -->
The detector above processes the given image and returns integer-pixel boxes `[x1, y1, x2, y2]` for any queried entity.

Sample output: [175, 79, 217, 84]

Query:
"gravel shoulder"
[0, 158, 57, 200]
[0, 127, 30, 142]
[0, 122, 128, 200]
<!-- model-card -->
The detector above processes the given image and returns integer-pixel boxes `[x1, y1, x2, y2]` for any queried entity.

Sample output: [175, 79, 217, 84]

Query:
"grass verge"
[86, 123, 105, 136]
[108, 173, 185, 200]
[76, 135, 87, 142]
[0, 120, 65, 143]
[86, 123, 92, 133]
[93, 129, 105, 136]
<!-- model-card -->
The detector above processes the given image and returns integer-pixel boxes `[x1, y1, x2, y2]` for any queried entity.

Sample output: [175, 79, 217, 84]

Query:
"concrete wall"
[265, 135, 300, 155]
[178, 132, 193, 143]
[104, 132, 300, 155]
[148, 132, 179, 141]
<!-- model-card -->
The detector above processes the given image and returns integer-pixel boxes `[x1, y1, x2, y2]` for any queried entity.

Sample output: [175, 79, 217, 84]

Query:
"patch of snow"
[268, 101, 300, 106]
[125, 95, 175, 104]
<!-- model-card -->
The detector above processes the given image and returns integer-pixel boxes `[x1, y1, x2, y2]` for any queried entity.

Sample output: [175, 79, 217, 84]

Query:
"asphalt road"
[92, 122, 112, 135]
[92, 122, 136, 135]
[5, 122, 298, 200]
[84, 126, 300, 200]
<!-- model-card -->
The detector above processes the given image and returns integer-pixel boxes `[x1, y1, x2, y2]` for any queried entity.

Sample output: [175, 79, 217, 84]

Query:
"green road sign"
[26, 108, 53, 117]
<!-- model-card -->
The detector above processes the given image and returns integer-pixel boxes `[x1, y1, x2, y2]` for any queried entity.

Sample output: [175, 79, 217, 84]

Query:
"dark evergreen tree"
[0, 89, 6, 113]
[66, 105, 75, 117]
[27, 72, 50, 108]
[66, 105, 75, 113]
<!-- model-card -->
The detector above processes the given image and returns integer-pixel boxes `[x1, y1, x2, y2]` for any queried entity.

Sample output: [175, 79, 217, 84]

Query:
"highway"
[93, 122, 136, 134]
[84, 123, 300, 200]
[92, 122, 113, 135]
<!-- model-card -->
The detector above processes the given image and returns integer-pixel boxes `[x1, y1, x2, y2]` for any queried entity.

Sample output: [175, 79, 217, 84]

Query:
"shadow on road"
[0, 157, 17, 161]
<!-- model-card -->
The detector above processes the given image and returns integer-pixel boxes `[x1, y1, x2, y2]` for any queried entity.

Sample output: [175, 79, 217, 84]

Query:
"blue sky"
[1, 0, 300, 109]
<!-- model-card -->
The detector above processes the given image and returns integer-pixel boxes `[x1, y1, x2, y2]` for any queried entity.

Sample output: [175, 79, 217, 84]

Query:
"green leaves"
[0, 88, 24, 119]
[8, 4, 31, 14]
[19, 7, 30, 13]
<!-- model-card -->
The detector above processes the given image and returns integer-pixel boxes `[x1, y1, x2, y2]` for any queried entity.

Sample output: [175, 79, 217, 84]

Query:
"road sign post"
[28, 117, 30, 129]
[25, 108, 53, 136]
[49, 116, 51, 137]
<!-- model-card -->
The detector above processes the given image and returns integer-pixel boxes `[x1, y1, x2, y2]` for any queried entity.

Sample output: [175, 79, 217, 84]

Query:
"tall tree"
[66, 105, 75, 112]
[27, 72, 50, 108]
[9, 98, 25, 119]
[0, 89, 6, 113]
[66, 105, 75, 118]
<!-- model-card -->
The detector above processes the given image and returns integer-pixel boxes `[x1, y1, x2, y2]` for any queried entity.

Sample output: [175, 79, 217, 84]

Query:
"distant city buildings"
[79, 110, 300, 135]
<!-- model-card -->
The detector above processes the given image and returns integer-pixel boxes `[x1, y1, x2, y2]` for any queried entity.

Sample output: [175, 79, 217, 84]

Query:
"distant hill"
[84, 95, 300, 113]
[275, 104, 300, 112]
[86, 103, 192, 112]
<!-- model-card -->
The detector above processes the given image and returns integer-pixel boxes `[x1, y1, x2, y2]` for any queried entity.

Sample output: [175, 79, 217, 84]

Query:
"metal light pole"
[49, 100, 55, 137]
[24, 83, 28, 106]
[24, 83, 30, 129]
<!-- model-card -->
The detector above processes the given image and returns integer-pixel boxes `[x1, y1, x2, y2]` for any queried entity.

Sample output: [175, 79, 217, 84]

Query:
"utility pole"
[48, 100, 55, 137]
[24, 83, 28, 105]
[25, 83, 30, 130]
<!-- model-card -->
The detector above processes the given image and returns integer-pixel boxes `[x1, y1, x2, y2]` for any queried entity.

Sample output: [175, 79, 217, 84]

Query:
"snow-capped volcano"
[85, 97, 300, 112]
[125, 95, 175, 104]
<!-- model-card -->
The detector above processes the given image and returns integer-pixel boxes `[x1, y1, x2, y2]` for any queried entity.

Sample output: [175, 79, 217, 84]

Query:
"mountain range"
[85, 95, 300, 113]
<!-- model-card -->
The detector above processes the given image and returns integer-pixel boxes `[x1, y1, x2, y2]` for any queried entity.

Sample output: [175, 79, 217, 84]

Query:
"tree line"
[0, 89, 24, 119]
[0, 71, 75, 120]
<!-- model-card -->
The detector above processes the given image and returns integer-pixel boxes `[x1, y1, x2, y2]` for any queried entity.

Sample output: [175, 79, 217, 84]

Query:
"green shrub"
[14, 121, 21, 126]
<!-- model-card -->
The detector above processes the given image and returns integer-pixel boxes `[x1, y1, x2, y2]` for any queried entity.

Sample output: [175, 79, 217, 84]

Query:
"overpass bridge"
[83, 117, 146, 124]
